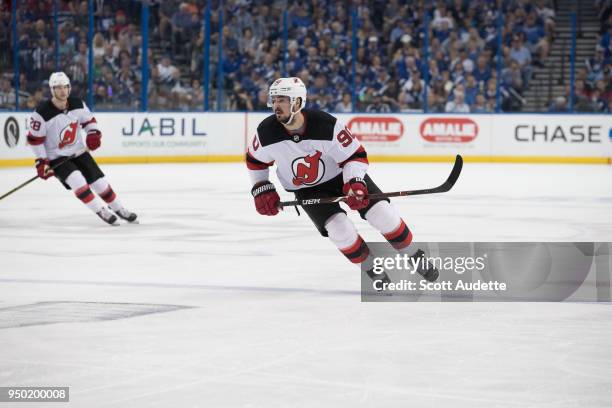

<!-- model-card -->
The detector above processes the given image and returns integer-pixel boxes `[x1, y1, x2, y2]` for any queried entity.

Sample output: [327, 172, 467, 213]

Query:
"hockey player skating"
[246, 77, 438, 283]
[27, 72, 137, 225]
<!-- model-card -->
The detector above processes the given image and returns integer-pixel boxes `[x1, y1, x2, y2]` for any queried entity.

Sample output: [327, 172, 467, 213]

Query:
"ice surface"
[0, 162, 611, 407]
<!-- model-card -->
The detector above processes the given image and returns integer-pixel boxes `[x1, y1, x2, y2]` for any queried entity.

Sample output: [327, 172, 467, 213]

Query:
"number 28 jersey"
[27, 97, 99, 160]
[246, 109, 369, 191]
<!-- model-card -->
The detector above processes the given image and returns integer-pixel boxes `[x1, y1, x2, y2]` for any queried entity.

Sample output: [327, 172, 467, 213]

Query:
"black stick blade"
[438, 154, 463, 192]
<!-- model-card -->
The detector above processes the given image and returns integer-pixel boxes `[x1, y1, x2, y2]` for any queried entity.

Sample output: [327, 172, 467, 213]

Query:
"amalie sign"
[347, 117, 404, 142]
[420, 117, 479, 143]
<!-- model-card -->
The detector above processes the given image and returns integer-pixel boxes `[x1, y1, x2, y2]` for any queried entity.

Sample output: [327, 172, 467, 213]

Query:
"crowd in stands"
[568, 0, 612, 112]
[547, 1, 612, 112]
[0, 0, 609, 113]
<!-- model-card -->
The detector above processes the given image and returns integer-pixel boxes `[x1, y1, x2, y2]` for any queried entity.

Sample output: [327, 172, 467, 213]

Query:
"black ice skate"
[96, 207, 118, 225]
[114, 207, 138, 223]
[411, 249, 439, 282]
[365, 268, 392, 292]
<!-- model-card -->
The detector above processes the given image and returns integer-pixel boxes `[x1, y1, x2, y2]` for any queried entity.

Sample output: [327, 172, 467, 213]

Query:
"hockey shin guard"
[325, 213, 369, 263]
[65, 171, 103, 213]
[91, 178, 123, 211]
[365, 201, 413, 250]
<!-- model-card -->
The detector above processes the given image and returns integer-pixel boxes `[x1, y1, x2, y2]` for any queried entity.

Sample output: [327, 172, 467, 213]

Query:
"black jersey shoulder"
[256, 109, 338, 147]
[256, 114, 286, 147]
[34, 100, 59, 122]
[34, 97, 85, 122]
[302, 109, 337, 140]
[67, 96, 84, 111]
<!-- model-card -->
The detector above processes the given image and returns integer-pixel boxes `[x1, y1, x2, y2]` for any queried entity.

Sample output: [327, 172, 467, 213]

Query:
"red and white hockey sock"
[365, 201, 413, 250]
[65, 171, 103, 213]
[90, 178, 123, 211]
[324, 213, 370, 263]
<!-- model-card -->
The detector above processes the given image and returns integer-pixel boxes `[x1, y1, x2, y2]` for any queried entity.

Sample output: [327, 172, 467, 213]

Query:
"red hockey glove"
[343, 177, 369, 210]
[35, 158, 54, 180]
[86, 130, 102, 151]
[251, 181, 280, 216]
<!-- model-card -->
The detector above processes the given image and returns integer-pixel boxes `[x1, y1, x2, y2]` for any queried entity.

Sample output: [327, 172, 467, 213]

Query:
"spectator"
[534, 0, 556, 39]
[522, 13, 549, 66]
[484, 78, 497, 101]
[464, 74, 480, 106]
[471, 94, 490, 113]
[188, 79, 204, 109]
[25, 89, 44, 110]
[365, 93, 391, 113]
[94, 83, 111, 107]
[227, 82, 253, 111]
[156, 55, 179, 86]
[253, 88, 269, 111]
[158, 0, 180, 49]
[112, 10, 129, 38]
[95, 2, 115, 32]
[547, 96, 567, 112]
[116, 57, 138, 105]
[239, 27, 258, 56]
[30, 19, 51, 43]
[381, 79, 401, 111]
[586, 47, 608, 83]
[102, 43, 119, 73]
[445, 90, 470, 112]
[399, 73, 425, 110]
[501, 60, 524, 94]
[171, 2, 200, 57]
[0, 78, 16, 109]
[427, 93, 447, 112]
[92, 33, 106, 58]
[334, 92, 353, 112]
[508, 35, 532, 69]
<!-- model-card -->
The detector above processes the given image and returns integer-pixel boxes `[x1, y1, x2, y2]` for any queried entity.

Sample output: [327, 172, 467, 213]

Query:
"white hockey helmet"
[49, 71, 71, 97]
[267, 77, 307, 111]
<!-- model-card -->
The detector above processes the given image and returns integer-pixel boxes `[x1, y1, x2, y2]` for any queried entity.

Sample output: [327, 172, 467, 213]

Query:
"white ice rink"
[1, 162, 611, 407]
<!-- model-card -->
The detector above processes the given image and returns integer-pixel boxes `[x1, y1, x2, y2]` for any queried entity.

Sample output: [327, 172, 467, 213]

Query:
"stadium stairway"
[522, 0, 600, 111]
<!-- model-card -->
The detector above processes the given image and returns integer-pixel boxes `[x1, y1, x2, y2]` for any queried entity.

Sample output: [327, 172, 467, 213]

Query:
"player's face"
[271, 95, 291, 122]
[53, 85, 70, 100]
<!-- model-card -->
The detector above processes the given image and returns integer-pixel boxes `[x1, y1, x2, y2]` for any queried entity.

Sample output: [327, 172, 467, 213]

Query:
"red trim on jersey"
[246, 152, 273, 170]
[339, 146, 369, 168]
[81, 117, 97, 127]
[27, 133, 45, 145]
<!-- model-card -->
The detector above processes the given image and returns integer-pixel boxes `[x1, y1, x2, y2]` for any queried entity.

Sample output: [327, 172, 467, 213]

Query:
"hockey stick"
[279, 154, 463, 208]
[0, 153, 78, 201]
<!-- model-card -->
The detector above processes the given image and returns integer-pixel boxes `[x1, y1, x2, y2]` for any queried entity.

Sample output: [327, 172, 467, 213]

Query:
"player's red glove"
[86, 130, 102, 151]
[251, 181, 280, 216]
[35, 158, 54, 180]
[343, 177, 369, 210]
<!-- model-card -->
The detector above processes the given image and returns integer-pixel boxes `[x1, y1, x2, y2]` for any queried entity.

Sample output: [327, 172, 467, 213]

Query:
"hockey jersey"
[246, 109, 369, 191]
[27, 97, 99, 160]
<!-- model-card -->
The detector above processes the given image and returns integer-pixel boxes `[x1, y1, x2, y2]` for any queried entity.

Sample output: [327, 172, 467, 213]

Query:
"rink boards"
[1, 112, 611, 166]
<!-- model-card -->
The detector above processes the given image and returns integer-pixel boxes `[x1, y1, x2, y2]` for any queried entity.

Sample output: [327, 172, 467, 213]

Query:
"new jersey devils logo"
[58, 121, 79, 149]
[292, 150, 325, 186]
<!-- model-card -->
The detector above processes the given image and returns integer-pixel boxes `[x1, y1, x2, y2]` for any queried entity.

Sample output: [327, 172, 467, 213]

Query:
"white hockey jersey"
[27, 97, 99, 160]
[246, 109, 369, 191]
